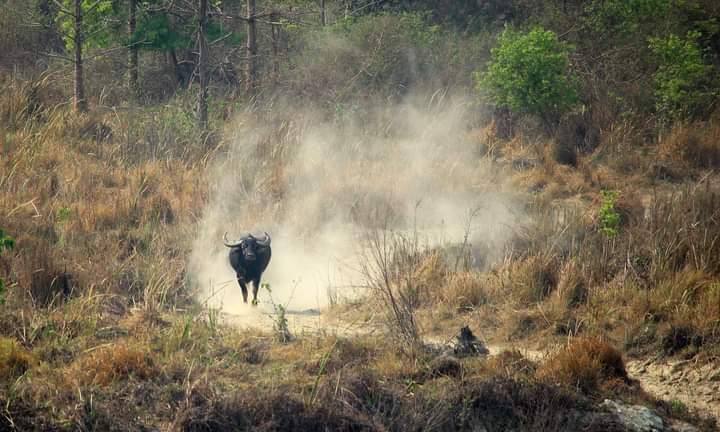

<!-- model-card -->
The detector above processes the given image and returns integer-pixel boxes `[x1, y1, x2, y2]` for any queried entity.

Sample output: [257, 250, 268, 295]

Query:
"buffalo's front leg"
[237, 276, 249, 303]
[251, 276, 262, 306]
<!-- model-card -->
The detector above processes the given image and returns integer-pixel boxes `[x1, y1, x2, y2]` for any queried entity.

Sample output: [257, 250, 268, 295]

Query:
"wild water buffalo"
[223, 232, 272, 305]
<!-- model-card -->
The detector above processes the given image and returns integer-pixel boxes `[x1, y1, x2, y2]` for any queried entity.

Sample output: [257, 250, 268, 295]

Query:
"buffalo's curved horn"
[255, 231, 271, 247]
[223, 232, 244, 248]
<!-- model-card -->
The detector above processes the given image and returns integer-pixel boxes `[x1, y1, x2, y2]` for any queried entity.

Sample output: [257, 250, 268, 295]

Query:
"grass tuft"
[510, 254, 559, 305]
[0, 336, 35, 380]
[441, 271, 489, 310]
[537, 337, 628, 395]
[76, 342, 157, 386]
[659, 122, 720, 170]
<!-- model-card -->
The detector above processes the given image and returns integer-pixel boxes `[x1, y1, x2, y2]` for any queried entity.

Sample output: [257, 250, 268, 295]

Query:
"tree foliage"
[650, 31, 716, 119]
[56, 0, 117, 51]
[585, 0, 671, 36]
[477, 27, 578, 124]
[131, 11, 192, 52]
[2, 0, 719, 130]
[293, 12, 446, 102]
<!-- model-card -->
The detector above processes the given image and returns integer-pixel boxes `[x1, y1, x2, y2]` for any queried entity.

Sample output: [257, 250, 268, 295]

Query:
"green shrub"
[650, 31, 716, 119]
[599, 190, 621, 238]
[476, 27, 578, 126]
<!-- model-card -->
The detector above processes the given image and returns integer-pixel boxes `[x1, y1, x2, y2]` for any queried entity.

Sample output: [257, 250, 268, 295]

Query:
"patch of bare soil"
[627, 358, 720, 420]
[221, 306, 383, 337]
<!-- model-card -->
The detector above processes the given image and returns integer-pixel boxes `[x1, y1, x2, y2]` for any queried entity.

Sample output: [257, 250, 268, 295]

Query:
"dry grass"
[0, 89, 205, 310]
[483, 175, 720, 358]
[303, 337, 377, 375]
[75, 342, 157, 386]
[448, 376, 622, 432]
[622, 269, 720, 357]
[660, 121, 720, 170]
[0, 336, 35, 380]
[476, 349, 537, 379]
[2, 70, 720, 430]
[508, 254, 560, 306]
[360, 228, 426, 353]
[554, 258, 588, 309]
[412, 250, 448, 305]
[167, 345, 632, 432]
[441, 271, 489, 310]
[537, 337, 628, 395]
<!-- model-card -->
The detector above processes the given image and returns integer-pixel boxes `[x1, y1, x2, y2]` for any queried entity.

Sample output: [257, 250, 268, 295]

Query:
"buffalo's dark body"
[225, 233, 271, 305]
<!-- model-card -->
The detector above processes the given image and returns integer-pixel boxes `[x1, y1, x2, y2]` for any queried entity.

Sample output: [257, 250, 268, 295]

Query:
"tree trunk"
[320, 0, 326, 26]
[270, 12, 279, 81]
[169, 49, 183, 85]
[197, 0, 209, 129]
[245, 0, 257, 95]
[128, 0, 139, 100]
[74, 0, 87, 112]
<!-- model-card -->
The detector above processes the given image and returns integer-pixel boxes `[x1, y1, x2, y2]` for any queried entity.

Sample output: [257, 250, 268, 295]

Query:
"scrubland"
[3, 1, 720, 430]
[2, 74, 720, 430]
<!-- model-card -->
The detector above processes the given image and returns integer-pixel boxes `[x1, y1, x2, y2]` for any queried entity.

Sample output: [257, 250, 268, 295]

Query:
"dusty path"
[223, 309, 720, 422]
[221, 306, 383, 337]
[626, 358, 720, 420]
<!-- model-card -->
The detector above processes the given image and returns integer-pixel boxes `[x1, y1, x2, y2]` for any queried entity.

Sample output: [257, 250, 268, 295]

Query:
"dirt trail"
[221, 307, 383, 337]
[626, 358, 720, 420]
[224, 309, 720, 422]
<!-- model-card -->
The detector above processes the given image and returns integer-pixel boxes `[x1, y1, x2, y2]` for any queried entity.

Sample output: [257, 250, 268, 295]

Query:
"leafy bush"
[650, 31, 716, 119]
[476, 27, 578, 125]
[599, 190, 621, 237]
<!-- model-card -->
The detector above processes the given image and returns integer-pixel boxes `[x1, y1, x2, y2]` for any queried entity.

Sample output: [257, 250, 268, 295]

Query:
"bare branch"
[52, 0, 75, 17]
[214, 10, 276, 22]
[209, 32, 235, 46]
[42, 51, 75, 62]
[349, 0, 386, 16]
[85, 0, 106, 13]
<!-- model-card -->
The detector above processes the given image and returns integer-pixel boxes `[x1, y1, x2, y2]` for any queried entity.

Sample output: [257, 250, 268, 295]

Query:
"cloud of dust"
[188, 94, 522, 318]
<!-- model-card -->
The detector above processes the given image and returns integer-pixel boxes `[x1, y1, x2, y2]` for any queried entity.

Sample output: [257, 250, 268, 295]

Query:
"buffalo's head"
[223, 232, 271, 261]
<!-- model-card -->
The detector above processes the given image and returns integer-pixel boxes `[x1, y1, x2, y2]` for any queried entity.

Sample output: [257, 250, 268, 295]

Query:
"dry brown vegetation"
[538, 338, 629, 396]
[76, 342, 157, 386]
[659, 122, 720, 171]
[2, 66, 720, 430]
[0, 337, 36, 381]
[0, 307, 650, 431]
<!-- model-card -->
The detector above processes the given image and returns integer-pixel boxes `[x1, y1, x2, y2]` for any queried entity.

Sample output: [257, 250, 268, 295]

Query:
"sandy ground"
[626, 358, 720, 421]
[221, 304, 382, 338]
